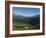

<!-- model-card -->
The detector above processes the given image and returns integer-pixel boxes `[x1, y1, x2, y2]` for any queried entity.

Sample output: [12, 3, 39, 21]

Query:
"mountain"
[13, 14, 40, 29]
[13, 14, 40, 25]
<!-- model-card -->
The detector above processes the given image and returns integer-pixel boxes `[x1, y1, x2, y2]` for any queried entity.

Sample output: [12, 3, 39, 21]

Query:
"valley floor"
[13, 21, 38, 30]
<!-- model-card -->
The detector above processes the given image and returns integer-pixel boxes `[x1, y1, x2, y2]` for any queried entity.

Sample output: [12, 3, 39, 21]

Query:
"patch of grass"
[13, 21, 35, 30]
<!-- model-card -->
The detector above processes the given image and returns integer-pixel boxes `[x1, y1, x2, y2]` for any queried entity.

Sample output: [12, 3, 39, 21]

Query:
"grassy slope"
[13, 20, 37, 30]
[13, 15, 40, 30]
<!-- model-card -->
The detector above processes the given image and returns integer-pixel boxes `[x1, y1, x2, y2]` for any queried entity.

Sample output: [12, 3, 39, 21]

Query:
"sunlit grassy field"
[13, 21, 35, 30]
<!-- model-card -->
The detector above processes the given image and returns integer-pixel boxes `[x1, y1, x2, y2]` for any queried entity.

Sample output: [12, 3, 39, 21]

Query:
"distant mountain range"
[13, 14, 40, 24]
[13, 14, 40, 29]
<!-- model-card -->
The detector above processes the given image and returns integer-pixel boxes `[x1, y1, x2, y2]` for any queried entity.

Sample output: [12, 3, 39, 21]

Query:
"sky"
[13, 7, 40, 17]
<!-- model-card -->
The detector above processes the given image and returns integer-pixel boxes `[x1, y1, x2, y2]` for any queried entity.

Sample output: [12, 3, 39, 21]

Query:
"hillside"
[13, 14, 40, 30]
